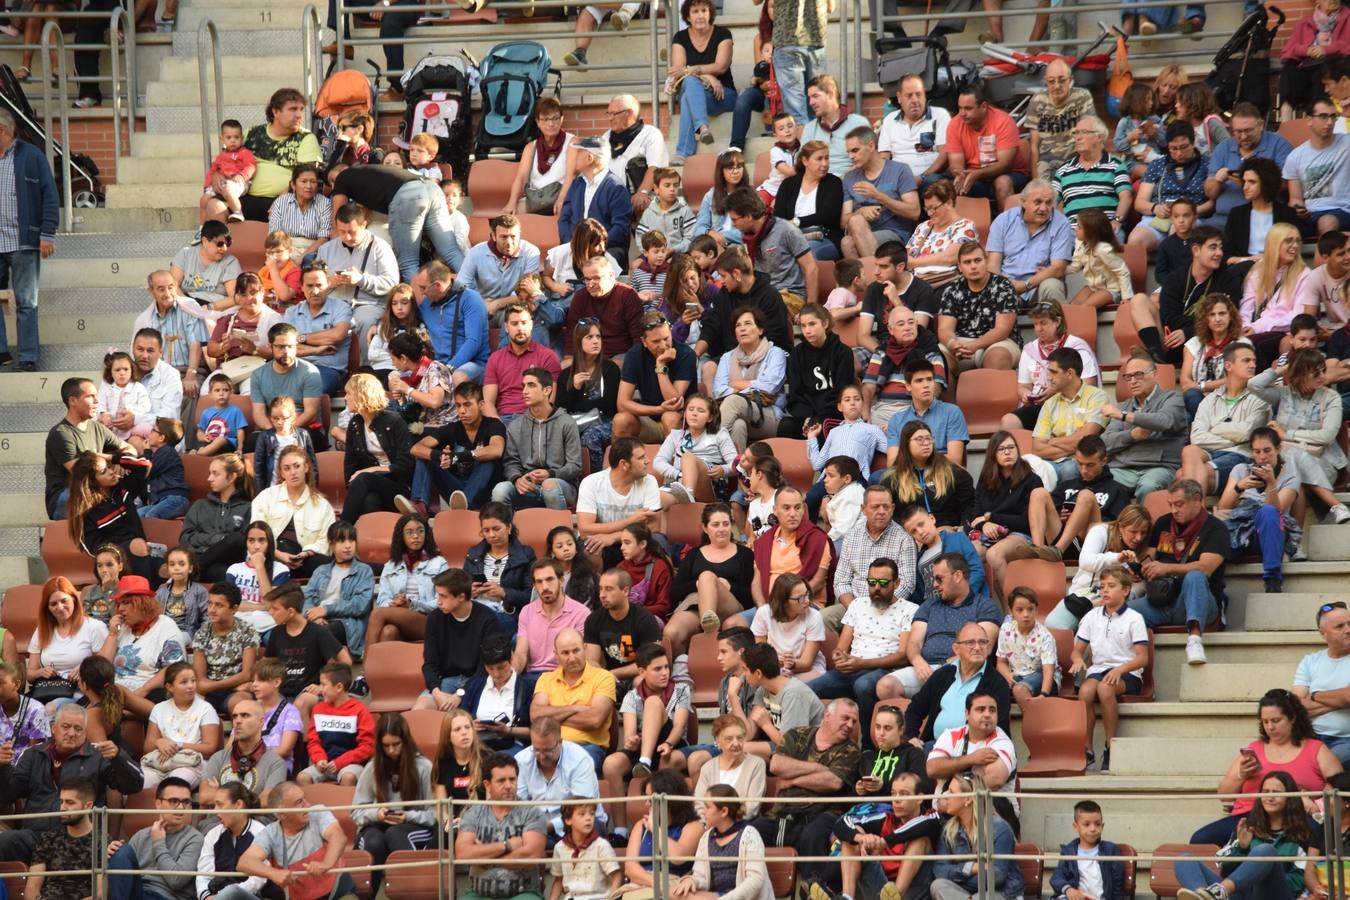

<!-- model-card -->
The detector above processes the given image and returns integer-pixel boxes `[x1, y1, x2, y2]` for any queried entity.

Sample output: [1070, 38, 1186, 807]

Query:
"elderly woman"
[669, 0, 737, 164]
[250, 444, 335, 579]
[714, 307, 788, 451]
[693, 715, 767, 819]
[205, 272, 283, 382]
[696, 151, 749, 248]
[505, 97, 575, 216]
[102, 576, 188, 701]
[906, 180, 979, 285]
[1281, 0, 1350, 120]
[774, 141, 845, 260]
[1129, 120, 1214, 251]
[1225, 158, 1300, 266]
[339, 373, 414, 522]
[171, 220, 243, 309]
[674, 784, 773, 900]
[267, 163, 332, 255]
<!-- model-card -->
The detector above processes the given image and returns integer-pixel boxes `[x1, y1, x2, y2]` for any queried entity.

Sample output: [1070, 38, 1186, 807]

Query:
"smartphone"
[685, 302, 701, 314]
[1240, 747, 1258, 760]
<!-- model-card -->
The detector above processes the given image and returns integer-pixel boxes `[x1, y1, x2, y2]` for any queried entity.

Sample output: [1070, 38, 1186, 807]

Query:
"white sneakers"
[1328, 503, 1350, 525]
[1186, 634, 1207, 666]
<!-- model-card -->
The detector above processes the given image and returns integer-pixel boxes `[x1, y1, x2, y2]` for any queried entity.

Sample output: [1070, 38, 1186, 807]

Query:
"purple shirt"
[518, 597, 591, 672]
[484, 341, 563, 415]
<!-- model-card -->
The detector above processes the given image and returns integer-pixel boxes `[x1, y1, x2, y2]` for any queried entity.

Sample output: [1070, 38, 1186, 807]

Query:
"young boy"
[820, 454, 865, 550]
[420, 568, 501, 710]
[1154, 196, 1198, 285]
[140, 417, 190, 520]
[833, 771, 942, 900]
[1049, 435, 1133, 555]
[548, 802, 622, 900]
[443, 179, 469, 252]
[630, 231, 671, 306]
[602, 643, 693, 783]
[1070, 565, 1149, 772]
[296, 662, 375, 786]
[194, 372, 248, 455]
[1049, 800, 1127, 900]
[825, 258, 865, 321]
[756, 112, 799, 205]
[743, 642, 824, 760]
[263, 583, 351, 724]
[683, 626, 756, 781]
[636, 167, 695, 252]
[251, 657, 304, 770]
[201, 119, 257, 224]
[407, 133, 443, 182]
[996, 586, 1060, 707]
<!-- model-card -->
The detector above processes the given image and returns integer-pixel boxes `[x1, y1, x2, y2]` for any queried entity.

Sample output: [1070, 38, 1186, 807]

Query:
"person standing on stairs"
[0, 108, 56, 372]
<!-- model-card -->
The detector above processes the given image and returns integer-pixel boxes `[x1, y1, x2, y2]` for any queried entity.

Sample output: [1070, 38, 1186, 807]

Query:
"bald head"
[555, 627, 586, 675]
[1045, 59, 1073, 101]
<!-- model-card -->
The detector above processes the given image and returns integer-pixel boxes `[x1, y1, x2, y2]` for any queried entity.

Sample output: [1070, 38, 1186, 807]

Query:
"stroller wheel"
[73, 191, 99, 208]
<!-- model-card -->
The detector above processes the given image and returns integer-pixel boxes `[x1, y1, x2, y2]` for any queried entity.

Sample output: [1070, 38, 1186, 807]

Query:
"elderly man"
[234, 781, 353, 900]
[800, 75, 871, 176]
[1204, 101, 1294, 229]
[558, 136, 633, 265]
[330, 161, 466, 280]
[1053, 116, 1134, 226]
[529, 628, 617, 768]
[228, 88, 322, 222]
[614, 312, 697, 441]
[282, 263, 353, 395]
[601, 94, 669, 195]
[842, 126, 921, 258]
[726, 187, 818, 308]
[0, 108, 56, 372]
[862, 305, 947, 431]
[1128, 479, 1229, 665]
[937, 241, 1022, 372]
[515, 716, 608, 842]
[197, 699, 289, 809]
[459, 214, 543, 319]
[1295, 602, 1350, 763]
[771, 0, 831, 128]
[248, 323, 325, 448]
[133, 327, 186, 428]
[1179, 343, 1271, 496]
[0, 701, 144, 859]
[133, 271, 206, 395]
[560, 256, 642, 361]
[45, 376, 135, 519]
[1026, 60, 1096, 181]
[313, 203, 397, 363]
[904, 624, 1012, 748]
[945, 81, 1029, 206]
[1101, 350, 1190, 499]
[899, 552, 1001, 687]
[419, 260, 490, 383]
[106, 777, 204, 900]
[986, 179, 1075, 305]
[878, 73, 951, 185]
[827, 485, 915, 630]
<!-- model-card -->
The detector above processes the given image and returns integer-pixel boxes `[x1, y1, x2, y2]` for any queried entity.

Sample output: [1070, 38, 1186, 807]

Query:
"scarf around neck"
[1167, 509, 1210, 561]
[536, 130, 569, 175]
[735, 337, 772, 383]
[817, 105, 855, 134]
[609, 118, 645, 157]
[635, 672, 675, 706]
[743, 215, 774, 264]
[562, 828, 602, 854]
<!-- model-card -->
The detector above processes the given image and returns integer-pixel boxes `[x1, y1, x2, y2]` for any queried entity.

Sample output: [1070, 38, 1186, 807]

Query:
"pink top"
[205, 148, 258, 185]
[1231, 738, 1328, 815]
[1241, 267, 1312, 336]
[484, 341, 563, 415]
[517, 596, 591, 673]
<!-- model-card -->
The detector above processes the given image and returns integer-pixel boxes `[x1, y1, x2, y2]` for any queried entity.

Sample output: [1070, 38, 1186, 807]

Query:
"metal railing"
[197, 19, 224, 175]
[38, 22, 73, 233]
[301, 3, 325, 130]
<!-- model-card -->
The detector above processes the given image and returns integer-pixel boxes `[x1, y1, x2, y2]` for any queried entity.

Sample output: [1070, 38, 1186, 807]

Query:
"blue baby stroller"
[474, 40, 562, 160]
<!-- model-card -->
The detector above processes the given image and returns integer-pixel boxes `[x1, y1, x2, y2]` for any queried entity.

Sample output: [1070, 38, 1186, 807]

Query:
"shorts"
[954, 338, 1022, 371]
[1013, 670, 1059, 696]
[868, 227, 903, 245]
[884, 666, 923, 697]
[204, 178, 249, 201]
[299, 762, 366, 783]
[1010, 403, 1042, 429]
[965, 170, 1030, 198]
[1205, 448, 1248, 493]
[1297, 207, 1350, 237]
[418, 674, 470, 701]
[1085, 670, 1143, 695]
[620, 718, 684, 764]
[636, 415, 668, 443]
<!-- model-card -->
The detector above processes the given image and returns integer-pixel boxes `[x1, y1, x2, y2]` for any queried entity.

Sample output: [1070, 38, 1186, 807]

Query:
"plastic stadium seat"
[1112, 308, 1144, 366]
[518, 213, 562, 255]
[1007, 427, 1034, 455]
[515, 508, 574, 553]
[1018, 697, 1089, 776]
[1061, 303, 1098, 353]
[765, 846, 797, 898]
[955, 369, 1018, 437]
[342, 848, 375, 900]
[41, 522, 94, 587]
[316, 450, 347, 507]
[1, 584, 42, 658]
[1122, 632, 1157, 702]
[753, 151, 770, 186]
[1050, 628, 1076, 697]
[0, 861, 28, 900]
[1150, 843, 1219, 897]
[1002, 558, 1067, 619]
[1142, 489, 1171, 522]
[403, 707, 447, 760]
[815, 259, 837, 297]
[1119, 842, 1138, 898]
[1115, 363, 1175, 401]
[764, 438, 814, 492]
[682, 154, 719, 208]
[955, 195, 992, 245]
[433, 509, 480, 566]
[141, 518, 183, 550]
[1278, 118, 1312, 149]
[833, 313, 864, 349]
[468, 215, 491, 247]
[119, 786, 160, 838]
[182, 452, 214, 503]
[1015, 842, 1044, 897]
[356, 511, 401, 567]
[228, 220, 268, 272]
[687, 631, 721, 707]
[365, 641, 428, 713]
[665, 502, 708, 549]
[465, 158, 517, 215]
[382, 849, 445, 899]
[1122, 242, 1148, 294]
[301, 782, 358, 844]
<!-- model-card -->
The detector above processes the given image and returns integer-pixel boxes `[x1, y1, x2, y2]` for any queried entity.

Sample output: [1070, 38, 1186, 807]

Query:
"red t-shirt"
[945, 106, 1028, 174]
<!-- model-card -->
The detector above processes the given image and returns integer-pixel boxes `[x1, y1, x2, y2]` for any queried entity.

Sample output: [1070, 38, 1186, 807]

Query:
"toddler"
[819, 455, 865, 550]
[549, 803, 621, 900]
[636, 167, 695, 252]
[824, 258, 864, 319]
[756, 112, 798, 204]
[97, 350, 152, 447]
[141, 417, 189, 520]
[407, 133, 443, 182]
[1112, 83, 1162, 179]
[194, 371, 248, 455]
[200, 119, 256, 224]
[996, 587, 1059, 706]
[630, 230, 671, 307]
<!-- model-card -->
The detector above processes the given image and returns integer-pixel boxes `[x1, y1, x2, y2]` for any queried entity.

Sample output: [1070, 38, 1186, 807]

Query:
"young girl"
[368, 513, 448, 649]
[1113, 83, 1162, 179]
[819, 455, 865, 551]
[996, 586, 1060, 708]
[301, 521, 376, 660]
[1070, 565, 1149, 772]
[432, 707, 490, 806]
[253, 395, 316, 487]
[463, 502, 538, 620]
[192, 581, 259, 714]
[550, 802, 622, 900]
[387, 332, 456, 429]
[66, 451, 160, 581]
[97, 350, 153, 447]
[198, 783, 268, 900]
[226, 521, 291, 635]
[78, 655, 153, 744]
[1067, 209, 1134, 310]
[0, 662, 50, 760]
[745, 456, 782, 538]
[618, 523, 676, 622]
[156, 547, 209, 647]
[661, 253, 712, 348]
[805, 385, 886, 518]
[181, 453, 255, 583]
[547, 525, 599, 609]
[351, 713, 437, 891]
[83, 544, 128, 624]
[655, 393, 739, 507]
[141, 660, 223, 788]
[749, 572, 826, 681]
[366, 283, 427, 379]
[251, 657, 303, 771]
[1175, 82, 1231, 156]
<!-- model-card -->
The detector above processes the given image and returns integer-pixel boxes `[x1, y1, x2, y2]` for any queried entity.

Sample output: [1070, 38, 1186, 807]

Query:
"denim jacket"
[301, 560, 375, 656]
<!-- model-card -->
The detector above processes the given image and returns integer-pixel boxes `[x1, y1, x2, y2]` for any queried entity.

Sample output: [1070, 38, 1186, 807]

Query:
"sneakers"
[606, 5, 633, 29]
[1264, 577, 1283, 594]
[1185, 634, 1207, 665]
[1292, 547, 1309, 562]
[1178, 885, 1228, 900]
[458, 0, 486, 10]
[394, 494, 429, 519]
[1138, 18, 1158, 34]
[696, 125, 714, 145]
[671, 155, 686, 167]
[1085, 747, 1095, 769]
[72, 97, 101, 109]
[448, 490, 469, 510]
[700, 610, 722, 634]
[0, 353, 11, 368]
[631, 761, 652, 779]
[349, 676, 370, 697]
[226, 211, 244, 222]
[17, 361, 36, 372]
[1328, 503, 1350, 525]
[664, 482, 694, 504]
[563, 47, 587, 66]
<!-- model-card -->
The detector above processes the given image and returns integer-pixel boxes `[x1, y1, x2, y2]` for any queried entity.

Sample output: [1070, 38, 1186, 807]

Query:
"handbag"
[28, 677, 76, 703]
[141, 747, 204, 773]
[1105, 35, 1133, 118]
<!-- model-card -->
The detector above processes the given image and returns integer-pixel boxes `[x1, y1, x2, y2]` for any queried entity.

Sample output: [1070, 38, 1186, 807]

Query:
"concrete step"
[146, 77, 293, 108]
[0, 493, 59, 528]
[39, 257, 150, 290]
[0, 405, 66, 436]
[129, 132, 211, 160]
[175, 6, 314, 29]
[70, 206, 201, 234]
[1228, 592, 1339, 631]
[104, 181, 209, 210]
[115, 154, 213, 185]
[155, 55, 305, 84]
[51, 230, 192, 261]
[145, 104, 263, 136]
[1106, 737, 1248, 777]
[0, 557, 42, 590]
[1307, 524, 1350, 562]
[4, 312, 139, 345]
[170, 27, 307, 57]
[1020, 778, 1227, 852]
[22, 288, 173, 316]
[0, 433, 51, 463]
[1179, 663, 1275, 703]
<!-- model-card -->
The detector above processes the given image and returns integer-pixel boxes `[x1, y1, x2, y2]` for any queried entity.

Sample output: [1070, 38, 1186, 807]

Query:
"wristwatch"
[299, 333, 309, 344]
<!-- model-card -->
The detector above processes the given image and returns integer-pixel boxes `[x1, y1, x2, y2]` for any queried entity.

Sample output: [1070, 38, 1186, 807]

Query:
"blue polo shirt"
[986, 207, 1075, 292]
[886, 399, 971, 452]
[282, 296, 353, 374]
[1206, 131, 1294, 225]
[456, 240, 542, 301]
[933, 660, 992, 736]
[842, 159, 918, 239]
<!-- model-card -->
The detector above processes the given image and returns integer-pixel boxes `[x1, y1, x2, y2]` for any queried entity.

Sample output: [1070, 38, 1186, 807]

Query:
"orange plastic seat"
[682, 154, 719, 208]
[356, 511, 401, 567]
[833, 313, 864, 349]
[518, 212, 561, 255]
[364, 640, 428, 713]
[1278, 118, 1313, 149]
[763, 437, 814, 492]
[955, 195, 992, 244]
[954, 369, 1018, 437]
[432, 509, 481, 567]
[1150, 843, 1220, 897]
[1061, 303, 1098, 353]
[1050, 627, 1076, 697]
[403, 707, 447, 760]
[687, 631, 721, 707]
[1141, 489, 1171, 522]
[515, 508, 574, 553]
[664, 502, 708, 549]
[382, 849, 445, 899]
[765, 846, 797, 898]
[1, 584, 43, 660]
[228, 220, 269, 272]
[1019, 697, 1089, 776]
[815, 258, 837, 297]
[1015, 842, 1044, 897]
[1112, 308, 1144, 365]
[1007, 427, 1034, 455]
[180, 452, 214, 504]
[301, 782, 358, 844]
[465, 158, 517, 216]
[119, 786, 160, 838]
[41, 522, 94, 586]
[342, 848, 375, 900]
[1119, 842, 1139, 897]
[141, 518, 184, 550]
[317, 450, 347, 507]
[753, 150, 770, 186]
[1002, 558, 1067, 619]
[1122, 242, 1148, 294]
[0, 861, 29, 900]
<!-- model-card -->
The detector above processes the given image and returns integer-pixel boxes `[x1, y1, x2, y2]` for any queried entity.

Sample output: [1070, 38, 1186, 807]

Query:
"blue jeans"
[579, 740, 607, 771]
[805, 478, 827, 522]
[1184, 387, 1205, 419]
[1247, 503, 1286, 579]
[1191, 813, 1243, 846]
[388, 179, 465, 281]
[1122, 0, 1205, 29]
[811, 667, 888, 741]
[108, 844, 175, 900]
[138, 494, 189, 520]
[412, 458, 497, 509]
[1047, 456, 1079, 484]
[314, 365, 344, 395]
[730, 86, 767, 150]
[1127, 570, 1219, 630]
[677, 79, 738, 157]
[0, 249, 40, 364]
[773, 45, 825, 125]
[491, 478, 577, 510]
[1174, 844, 1294, 900]
[807, 238, 840, 260]
[1209, 450, 1247, 495]
[47, 485, 70, 520]
[1316, 730, 1350, 764]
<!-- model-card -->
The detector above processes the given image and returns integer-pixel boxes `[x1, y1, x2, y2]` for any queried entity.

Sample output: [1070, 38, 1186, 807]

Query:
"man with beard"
[514, 559, 591, 697]
[584, 569, 663, 694]
[29, 778, 97, 900]
[197, 700, 289, 809]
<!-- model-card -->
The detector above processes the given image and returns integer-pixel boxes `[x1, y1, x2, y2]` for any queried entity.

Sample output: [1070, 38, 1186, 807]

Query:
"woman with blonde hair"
[1046, 503, 1153, 629]
[930, 775, 1023, 899]
[339, 372, 415, 522]
[1242, 223, 1310, 367]
[251, 445, 335, 579]
[28, 575, 107, 703]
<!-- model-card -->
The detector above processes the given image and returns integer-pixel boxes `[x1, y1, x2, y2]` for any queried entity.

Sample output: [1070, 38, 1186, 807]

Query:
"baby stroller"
[312, 66, 378, 174]
[876, 33, 977, 112]
[1206, 4, 1284, 116]
[0, 64, 103, 208]
[979, 21, 1121, 121]
[474, 40, 561, 160]
[398, 52, 477, 183]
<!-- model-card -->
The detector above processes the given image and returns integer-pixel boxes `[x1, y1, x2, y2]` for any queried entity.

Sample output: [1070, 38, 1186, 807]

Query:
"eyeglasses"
[723, 162, 744, 170]
[788, 592, 811, 604]
[1121, 370, 1154, 380]
[910, 434, 934, 444]
[302, 260, 329, 273]
[538, 114, 562, 122]
[402, 527, 426, 536]
[161, 797, 194, 809]
[995, 444, 1018, 453]
[956, 638, 991, 647]
[866, 577, 892, 587]
[1312, 112, 1340, 121]
[604, 109, 626, 118]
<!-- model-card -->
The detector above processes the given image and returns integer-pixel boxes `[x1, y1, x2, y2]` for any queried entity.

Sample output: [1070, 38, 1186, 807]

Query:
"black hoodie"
[700, 272, 793, 360]
[785, 332, 856, 422]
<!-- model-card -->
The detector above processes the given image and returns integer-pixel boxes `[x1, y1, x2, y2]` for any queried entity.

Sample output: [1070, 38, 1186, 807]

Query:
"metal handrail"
[301, 3, 324, 128]
[38, 21, 73, 232]
[197, 18, 224, 175]
[108, 5, 137, 168]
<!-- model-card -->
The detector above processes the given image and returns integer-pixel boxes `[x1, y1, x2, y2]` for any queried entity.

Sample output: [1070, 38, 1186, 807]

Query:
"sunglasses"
[302, 260, 329, 273]
[576, 317, 600, 329]
[641, 315, 669, 332]
[866, 577, 892, 587]
[1318, 601, 1347, 624]
[212, 239, 232, 249]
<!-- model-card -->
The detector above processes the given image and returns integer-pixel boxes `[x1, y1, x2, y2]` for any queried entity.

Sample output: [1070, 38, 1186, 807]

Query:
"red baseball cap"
[111, 575, 155, 600]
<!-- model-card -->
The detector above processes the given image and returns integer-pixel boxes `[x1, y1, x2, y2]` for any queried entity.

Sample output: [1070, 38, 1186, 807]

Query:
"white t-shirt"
[1076, 845, 1105, 899]
[576, 471, 662, 525]
[148, 695, 220, 744]
[1074, 604, 1148, 675]
[747, 496, 776, 536]
[760, 145, 796, 197]
[794, 185, 819, 219]
[929, 724, 1019, 813]
[1282, 134, 1350, 213]
[877, 106, 953, 181]
[1016, 335, 1101, 398]
[750, 605, 827, 675]
[30, 617, 109, 679]
[114, 615, 187, 692]
[840, 596, 918, 661]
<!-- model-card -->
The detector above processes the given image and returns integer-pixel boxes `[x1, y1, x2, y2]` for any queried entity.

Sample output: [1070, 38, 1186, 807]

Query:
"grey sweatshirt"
[1101, 386, 1190, 469]
[502, 406, 583, 484]
[127, 822, 204, 900]
[350, 754, 437, 827]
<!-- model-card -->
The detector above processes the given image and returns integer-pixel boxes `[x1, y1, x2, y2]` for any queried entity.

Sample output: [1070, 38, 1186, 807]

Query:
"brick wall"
[43, 117, 134, 187]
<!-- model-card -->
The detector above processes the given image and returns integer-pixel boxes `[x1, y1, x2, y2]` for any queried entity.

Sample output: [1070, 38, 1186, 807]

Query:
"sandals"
[13, 66, 29, 82]
[700, 610, 721, 634]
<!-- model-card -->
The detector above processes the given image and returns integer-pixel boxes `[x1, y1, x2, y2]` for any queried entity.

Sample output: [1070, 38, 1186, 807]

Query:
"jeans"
[1122, 0, 1205, 29]
[1174, 845, 1294, 900]
[358, 822, 436, 889]
[730, 86, 767, 150]
[676, 79, 738, 157]
[108, 843, 176, 900]
[811, 667, 888, 742]
[47, 486, 70, 520]
[1248, 503, 1286, 579]
[412, 458, 497, 509]
[805, 479, 827, 522]
[579, 740, 607, 771]
[378, 0, 423, 72]
[773, 45, 825, 125]
[138, 494, 189, 520]
[1184, 387, 1205, 419]
[75, 0, 123, 101]
[0, 249, 40, 364]
[491, 478, 578, 510]
[579, 419, 613, 474]
[388, 179, 465, 281]
[342, 471, 409, 521]
[1047, 456, 1079, 484]
[1191, 813, 1243, 846]
[1109, 464, 1177, 501]
[807, 238, 841, 260]
[1316, 730, 1350, 765]
[314, 365, 345, 395]
[1128, 570, 1219, 630]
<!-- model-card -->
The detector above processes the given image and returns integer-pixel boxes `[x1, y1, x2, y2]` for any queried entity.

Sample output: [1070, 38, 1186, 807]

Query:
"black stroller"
[1205, 4, 1285, 117]
[0, 63, 104, 208]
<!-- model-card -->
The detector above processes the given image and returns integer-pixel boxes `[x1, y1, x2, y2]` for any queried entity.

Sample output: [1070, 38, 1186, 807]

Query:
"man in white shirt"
[925, 689, 1019, 824]
[132, 328, 184, 431]
[1284, 97, 1350, 237]
[575, 437, 662, 563]
[878, 73, 951, 186]
[602, 94, 669, 209]
[132, 271, 205, 392]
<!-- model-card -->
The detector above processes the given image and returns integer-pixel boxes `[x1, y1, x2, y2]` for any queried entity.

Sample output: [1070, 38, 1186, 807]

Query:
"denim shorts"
[1085, 670, 1143, 694]
[1013, 670, 1056, 696]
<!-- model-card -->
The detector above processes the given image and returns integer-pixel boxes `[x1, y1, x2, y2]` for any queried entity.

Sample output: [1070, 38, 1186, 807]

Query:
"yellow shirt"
[1033, 382, 1108, 441]
[533, 663, 617, 747]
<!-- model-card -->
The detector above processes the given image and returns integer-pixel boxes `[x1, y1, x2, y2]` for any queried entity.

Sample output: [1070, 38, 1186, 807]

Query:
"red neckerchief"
[1167, 509, 1209, 560]
[817, 105, 855, 134]
[639, 258, 670, 277]
[635, 672, 675, 706]
[562, 828, 602, 854]
[535, 130, 569, 176]
[1034, 334, 1068, 361]
[884, 334, 917, 368]
[1201, 335, 1234, 364]
[403, 550, 429, 571]
[491, 242, 515, 266]
[404, 356, 432, 389]
[128, 616, 155, 637]
[231, 738, 266, 775]
[774, 138, 801, 153]
[743, 215, 775, 265]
